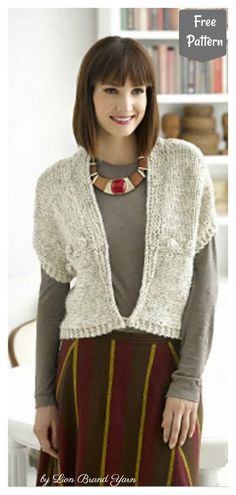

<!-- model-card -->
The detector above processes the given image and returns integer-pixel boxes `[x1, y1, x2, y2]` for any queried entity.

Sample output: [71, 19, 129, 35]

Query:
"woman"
[33, 36, 218, 487]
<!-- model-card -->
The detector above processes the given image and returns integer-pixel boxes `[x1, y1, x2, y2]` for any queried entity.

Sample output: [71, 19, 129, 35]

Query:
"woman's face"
[92, 76, 147, 139]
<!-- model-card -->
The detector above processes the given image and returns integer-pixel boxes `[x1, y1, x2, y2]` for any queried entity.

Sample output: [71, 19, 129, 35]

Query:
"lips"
[110, 115, 135, 124]
[111, 115, 135, 119]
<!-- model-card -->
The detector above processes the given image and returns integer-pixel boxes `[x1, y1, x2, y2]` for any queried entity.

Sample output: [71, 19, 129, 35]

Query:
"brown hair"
[72, 36, 160, 157]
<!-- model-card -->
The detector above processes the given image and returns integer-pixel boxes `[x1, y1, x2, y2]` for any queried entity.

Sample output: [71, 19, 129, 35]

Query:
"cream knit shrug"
[33, 137, 217, 340]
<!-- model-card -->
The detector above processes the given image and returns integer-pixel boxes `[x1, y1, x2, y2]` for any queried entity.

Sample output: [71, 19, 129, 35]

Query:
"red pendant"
[111, 178, 127, 194]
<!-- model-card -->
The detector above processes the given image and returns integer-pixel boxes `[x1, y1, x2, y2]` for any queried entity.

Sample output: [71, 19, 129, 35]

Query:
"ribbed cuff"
[35, 394, 58, 409]
[165, 380, 201, 403]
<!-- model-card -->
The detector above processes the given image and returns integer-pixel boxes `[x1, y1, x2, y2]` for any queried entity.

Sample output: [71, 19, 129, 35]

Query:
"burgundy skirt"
[36, 330, 203, 487]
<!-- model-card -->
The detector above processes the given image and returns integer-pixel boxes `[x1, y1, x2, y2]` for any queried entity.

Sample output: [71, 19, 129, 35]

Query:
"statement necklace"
[89, 155, 148, 195]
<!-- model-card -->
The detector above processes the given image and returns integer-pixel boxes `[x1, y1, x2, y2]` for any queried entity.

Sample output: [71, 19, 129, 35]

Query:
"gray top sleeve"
[34, 267, 70, 408]
[34, 235, 218, 407]
[165, 234, 218, 402]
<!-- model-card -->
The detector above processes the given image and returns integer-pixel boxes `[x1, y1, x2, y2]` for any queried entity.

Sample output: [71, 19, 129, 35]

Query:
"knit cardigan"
[33, 137, 217, 340]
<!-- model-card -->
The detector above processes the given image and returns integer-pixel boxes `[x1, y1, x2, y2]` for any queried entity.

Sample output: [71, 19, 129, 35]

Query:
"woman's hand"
[33, 405, 59, 459]
[161, 396, 198, 449]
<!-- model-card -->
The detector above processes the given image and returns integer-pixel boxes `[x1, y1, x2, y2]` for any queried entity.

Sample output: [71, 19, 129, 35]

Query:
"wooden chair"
[8, 319, 39, 471]
[8, 319, 36, 367]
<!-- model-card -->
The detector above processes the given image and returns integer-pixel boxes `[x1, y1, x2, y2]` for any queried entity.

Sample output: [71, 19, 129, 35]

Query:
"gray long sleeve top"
[34, 158, 218, 408]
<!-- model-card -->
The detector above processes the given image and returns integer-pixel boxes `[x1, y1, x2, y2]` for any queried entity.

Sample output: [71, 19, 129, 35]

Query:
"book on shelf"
[120, 8, 179, 31]
[145, 45, 227, 94]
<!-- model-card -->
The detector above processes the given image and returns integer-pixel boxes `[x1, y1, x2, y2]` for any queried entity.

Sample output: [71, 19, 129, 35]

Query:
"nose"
[115, 93, 134, 113]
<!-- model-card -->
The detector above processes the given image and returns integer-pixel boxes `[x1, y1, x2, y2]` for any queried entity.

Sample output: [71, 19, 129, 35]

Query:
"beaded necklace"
[89, 155, 148, 195]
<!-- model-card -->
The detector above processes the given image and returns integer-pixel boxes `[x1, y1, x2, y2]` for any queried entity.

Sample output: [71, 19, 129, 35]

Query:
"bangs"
[90, 38, 154, 88]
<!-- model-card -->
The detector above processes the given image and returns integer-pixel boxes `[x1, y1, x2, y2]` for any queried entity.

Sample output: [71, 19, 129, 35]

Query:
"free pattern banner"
[179, 9, 226, 62]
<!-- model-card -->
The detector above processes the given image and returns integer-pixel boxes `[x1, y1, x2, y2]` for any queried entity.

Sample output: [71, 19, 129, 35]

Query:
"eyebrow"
[102, 83, 145, 88]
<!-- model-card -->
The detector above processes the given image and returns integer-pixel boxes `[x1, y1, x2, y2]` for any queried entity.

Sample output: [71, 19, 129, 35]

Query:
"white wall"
[8, 8, 97, 329]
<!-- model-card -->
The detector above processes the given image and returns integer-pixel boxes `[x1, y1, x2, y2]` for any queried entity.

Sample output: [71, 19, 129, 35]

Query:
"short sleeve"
[195, 154, 218, 255]
[33, 174, 74, 283]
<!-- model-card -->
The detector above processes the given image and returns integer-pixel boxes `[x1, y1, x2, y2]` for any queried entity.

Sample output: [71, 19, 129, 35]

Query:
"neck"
[95, 134, 139, 166]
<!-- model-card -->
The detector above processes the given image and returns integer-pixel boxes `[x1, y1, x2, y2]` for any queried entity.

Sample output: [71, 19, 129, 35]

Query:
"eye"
[104, 88, 145, 94]
[133, 88, 145, 94]
[104, 88, 117, 94]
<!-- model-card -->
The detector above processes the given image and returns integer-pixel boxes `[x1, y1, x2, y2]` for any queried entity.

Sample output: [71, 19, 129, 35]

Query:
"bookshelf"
[97, 8, 228, 278]
[120, 30, 179, 40]
[120, 31, 228, 41]
[157, 94, 228, 103]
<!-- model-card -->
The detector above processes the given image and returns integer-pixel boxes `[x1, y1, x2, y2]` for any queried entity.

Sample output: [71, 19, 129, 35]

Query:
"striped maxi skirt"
[36, 329, 203, 487]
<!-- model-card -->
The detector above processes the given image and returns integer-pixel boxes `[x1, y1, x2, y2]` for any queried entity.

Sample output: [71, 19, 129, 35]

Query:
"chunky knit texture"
[33, 137, 217, 340]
